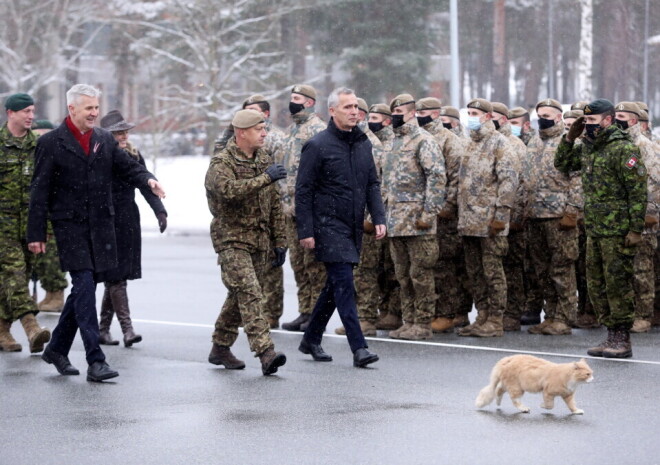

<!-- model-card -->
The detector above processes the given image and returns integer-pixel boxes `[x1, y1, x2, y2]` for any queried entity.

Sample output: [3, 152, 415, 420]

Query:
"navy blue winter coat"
[295, 118, 385, 264]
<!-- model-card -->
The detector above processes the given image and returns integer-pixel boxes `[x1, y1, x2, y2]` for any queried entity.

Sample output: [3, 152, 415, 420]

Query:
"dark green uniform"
[555, 125, 647, 329]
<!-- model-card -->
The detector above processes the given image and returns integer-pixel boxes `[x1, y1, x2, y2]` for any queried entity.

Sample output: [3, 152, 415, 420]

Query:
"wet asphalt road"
[3, 233, 660, 465]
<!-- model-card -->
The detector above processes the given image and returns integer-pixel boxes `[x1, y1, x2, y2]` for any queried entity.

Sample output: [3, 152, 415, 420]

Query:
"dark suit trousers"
[49, 270, 105, 364]
[304, 262, 367, 353]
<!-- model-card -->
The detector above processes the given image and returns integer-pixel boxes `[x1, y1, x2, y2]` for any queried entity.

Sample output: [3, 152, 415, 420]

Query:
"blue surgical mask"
[511, 125, 522, 137]
[467, 116, 482, 131]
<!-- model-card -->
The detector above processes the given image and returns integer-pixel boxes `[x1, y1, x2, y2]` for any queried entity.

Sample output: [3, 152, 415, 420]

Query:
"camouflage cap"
[491, 102, 509, 117]
[636, 101, 649, 112]
[32, 119, 54, 130]
[535, 98, 562, 112]
[243, 94, 268, 108]
[508, 106, 529, 119]
[466, 98, 492, 114]
[639, 110, 649, 122]
[416, 97, 442, 111]
[571, 101, 589, 111]
[357, 98, 369, 114]
[563, 110, 583, 119]
[584, 98, 615, 116]
[390, 93, 415, 111]
[440, 106, 461, 120]
[5, 93, 34, 111]
[231, 109, 265, 129]
[369, 103, 391, 117]
[291, 84, 316, 101]
[615, 101, 641, 117]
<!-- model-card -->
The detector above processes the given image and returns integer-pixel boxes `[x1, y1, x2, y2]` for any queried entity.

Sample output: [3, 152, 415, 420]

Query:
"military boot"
[335, 320, 377, 337]
[574, 313, 600, 329]
[586, 329, 615, 357]
[398, 323, 433, 341]
[602, 328, 633, 359]
[388, 322, 413, 339]
[630, 319, 651, 333]
[375, 313, 402, 330]
[99, 288, 119, 346]
[457, 311, 487, 336]
[208, 344, 246, 369]
[452, 314, 470, 328]
[38, 290, 64, 312]
[109, 281, 142, 347]
[0, 319, 22, 352]
[651, 310, 660, 327]
[431, 317, 454, 333]
[20, 313, 51, 353]
[539, 320, 572, 336]
[281, 313, 310, 332]
[258, 347, 286, 375]
[464, 315, 504, 338]
[503, 315, 521, 331]
[527, 319, 553, 334]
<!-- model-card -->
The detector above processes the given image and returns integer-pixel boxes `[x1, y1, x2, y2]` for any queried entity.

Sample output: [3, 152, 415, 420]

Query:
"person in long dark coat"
[96, 110, 167, 347]
[295, 87, 386, 368]
[27, 84, 166, 382]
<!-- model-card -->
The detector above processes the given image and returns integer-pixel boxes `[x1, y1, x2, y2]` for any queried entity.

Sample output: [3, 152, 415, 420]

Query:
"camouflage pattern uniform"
[524, 120, 581, 331]
[34, 227, 68, 293]
[555, 125, 647, 330]
[205, 138, 286, 355]
[457, 120, 518, 335]
[382, 118, 446, 336]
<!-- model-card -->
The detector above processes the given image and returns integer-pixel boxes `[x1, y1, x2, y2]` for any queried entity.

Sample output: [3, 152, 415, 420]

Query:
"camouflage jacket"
[277, 109, 326, 217]
[520, 129, 539, 147]
[627, 123, 660, 234]
[457, 120, 518, 237]
[422, 118, 464, 216]
[524, 121, 583, 219]
[0, 124, 36, 236]
[381, 118, 446, 237]
[205, 138, 286, 254]
[498, 123, 526, 226]
[555, 125, 647, 237]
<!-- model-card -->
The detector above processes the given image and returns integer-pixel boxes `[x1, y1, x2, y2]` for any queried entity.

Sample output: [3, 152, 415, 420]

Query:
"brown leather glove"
[415, 219, 432, 230]
[566, 116, 585, 143]
[624, 231, 643, 247]
[488, 219, 506, 237]
[437, 209, 456, 220]
[363, 220, 375, 233]
[558, 213, 577, 231]
[644, 215, 659, 228]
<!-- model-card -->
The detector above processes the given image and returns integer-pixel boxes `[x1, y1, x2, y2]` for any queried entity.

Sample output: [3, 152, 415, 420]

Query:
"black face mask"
[493, 120, 500, 130]
[368, 122, 383, 133]
[585, 123, 602, 140]
[416, 115, 433, 127]
[615, 119, 629, 130]
[391, 114, 405, 128]
[538, 117, 555, 130]
[442, 122, 453, 130]
[289, 102, 305, 115]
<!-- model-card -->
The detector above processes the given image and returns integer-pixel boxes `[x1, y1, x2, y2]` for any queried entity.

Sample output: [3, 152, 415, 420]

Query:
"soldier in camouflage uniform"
[0, 94, 51, 353]
[382, 94, 446, 341]
[457, 98, 518, 338]
[205, 109, 288, 375]
[635, 102, 654, 141]
[277, 85, 327, 332]
[440, 106, 467, 139]
[416, 97, 470, 333]
[555, 99, 647, 359]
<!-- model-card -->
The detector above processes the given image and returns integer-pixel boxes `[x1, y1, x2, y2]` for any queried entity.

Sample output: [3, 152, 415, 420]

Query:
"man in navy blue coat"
[295, 87, 386, 367]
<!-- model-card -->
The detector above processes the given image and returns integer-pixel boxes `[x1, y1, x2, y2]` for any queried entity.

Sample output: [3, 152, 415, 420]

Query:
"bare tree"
[576, 0, 593, 101]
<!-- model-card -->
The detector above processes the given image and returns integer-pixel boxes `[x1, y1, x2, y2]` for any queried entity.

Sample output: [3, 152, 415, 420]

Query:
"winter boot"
[20, 313, 51, 353]
[539, 320, 572, 336]
[388, 322, 413, 339]
[259, 347, 286, 375]
[335, 320, 377, 337]
[527, 319, 553, 335]
[281, 313, 310, 332]
[398, 323, 433, 341]
[38, 290, 65, 312]
[431, 317, 454, 333]
[464, 315, 504, 338]
[586, 329, 615, 357]
[109, 281, 142, 347]
[602, 328, 633, 358]
[98, 288, 119, 346]
[630, 319, 651, 333]
[0, 319, 22, 352]
[208, 344, 246, 369]
[375, 313, 402, 330]
[457, 311, 488, 336]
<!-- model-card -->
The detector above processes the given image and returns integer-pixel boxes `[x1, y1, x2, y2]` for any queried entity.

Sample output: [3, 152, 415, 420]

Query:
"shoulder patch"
[625, 155, 638, 170]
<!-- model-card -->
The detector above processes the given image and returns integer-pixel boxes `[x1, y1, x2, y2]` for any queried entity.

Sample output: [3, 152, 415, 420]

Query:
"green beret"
[536, 98, 562, 113]
[467, 98, 492, 114]
[491, 102, 509, 117]
[563, 110, 583, 119]
[416, 97, 442, 111]
[231, 109, 265, 129]
[440, 106, 461, 120]
[390, 94, 415, 111]
[291, 84, 316, 101]
[5, 93, 34, 111]
[615, 101, 641, 117]
[636, 101, 649, 112]
[356, 98, 369, 114]
[32, 120, 55, 130]
[584, 99, 614, 116]
[508, 106, 529, 119]
[571, 101, 589, 111]
[369, 103, 391, 117]
[639, 110, 649, 122]
[243, 94, 268, 108]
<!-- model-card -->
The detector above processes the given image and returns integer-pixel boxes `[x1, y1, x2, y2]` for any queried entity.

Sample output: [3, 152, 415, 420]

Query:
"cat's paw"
[571, 409, 584, 415]
[541, 403, 553, 410]
[518, 407, 530, 413]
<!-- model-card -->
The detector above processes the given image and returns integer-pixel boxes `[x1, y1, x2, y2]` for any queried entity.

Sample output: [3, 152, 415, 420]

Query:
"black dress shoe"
[353, 348, 379, 368]
[87, 361, 119, 382]
[298, 339, 332, 362]
[281, 313, 310, 332]
[42, 346, 80, 375]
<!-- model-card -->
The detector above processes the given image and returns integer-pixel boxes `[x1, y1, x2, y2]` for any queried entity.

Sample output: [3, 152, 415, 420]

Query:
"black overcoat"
[27, 120, 156, 275]
[295, 118, 386, 264]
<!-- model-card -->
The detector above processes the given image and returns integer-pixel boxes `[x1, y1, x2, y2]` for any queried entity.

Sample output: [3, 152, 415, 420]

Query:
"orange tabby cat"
[475, 354, 593, 414]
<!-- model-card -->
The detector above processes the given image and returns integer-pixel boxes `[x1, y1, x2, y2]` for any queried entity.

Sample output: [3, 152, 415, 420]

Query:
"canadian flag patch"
[626, 156, 638, 169]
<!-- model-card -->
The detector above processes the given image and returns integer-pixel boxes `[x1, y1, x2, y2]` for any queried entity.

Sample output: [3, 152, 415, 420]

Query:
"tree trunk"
[576, 0, 593, 101]
[492, 0, 509, 103]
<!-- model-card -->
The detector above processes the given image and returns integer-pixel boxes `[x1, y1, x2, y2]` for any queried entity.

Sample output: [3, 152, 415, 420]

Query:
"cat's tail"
[475, 364, 502, 408]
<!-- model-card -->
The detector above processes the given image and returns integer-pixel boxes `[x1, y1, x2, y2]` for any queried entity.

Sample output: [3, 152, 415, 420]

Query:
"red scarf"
[65, 115, 93, 155]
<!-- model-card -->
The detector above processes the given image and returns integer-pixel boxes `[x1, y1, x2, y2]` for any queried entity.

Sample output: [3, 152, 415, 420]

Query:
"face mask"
[538, 117, 555, 130]
[467, 116, 482, 131]
[368, 122, 383, 133]
[585, 123, 602, 140]
[511, 125, 522, 137]
[615, 119, 629, 130]
[416, 115, 433, 127]
[443, 122, 453, 130]
[493, 120, 500, 130]
[289, 102, 305, 115]
[391, 114, 405, 128]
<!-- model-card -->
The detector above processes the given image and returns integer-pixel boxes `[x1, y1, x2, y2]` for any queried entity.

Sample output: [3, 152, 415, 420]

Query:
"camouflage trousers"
[435, 218, 472, 318]
[390, 235, 438, 324]
[633, 234, 657, 320]
[380, 239, 401, 318]
[34, 234, 68, 292]
[526, 219, 578, 325]
[576, 223, 595, 317]
[354, 231, 383, 322]
[213, 248, 272, 355]
[586, 236, 635, 330]
[285, 216, 326, 315]
[0, 236, 38, 321]
[462, 236, 508, 318]
[503, 229, 526, 320]
[261, 249, 284, 322]
[524, 233, 545, 315]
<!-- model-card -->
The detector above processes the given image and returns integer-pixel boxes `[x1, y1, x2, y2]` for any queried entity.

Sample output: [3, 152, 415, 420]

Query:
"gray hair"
[66, 84, 102, 106]
[327, 87, 355, 109]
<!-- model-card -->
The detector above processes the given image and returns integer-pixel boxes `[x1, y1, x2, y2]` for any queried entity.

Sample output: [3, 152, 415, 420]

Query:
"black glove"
[566, 116, 585, 142]
[265, 164, 287, 182]
[157, 212, 167, 233]
[272, 247, 287, 267]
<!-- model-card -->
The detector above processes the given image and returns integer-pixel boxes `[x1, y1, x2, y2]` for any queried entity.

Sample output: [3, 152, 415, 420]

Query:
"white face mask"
[467, 116, 482, 131]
